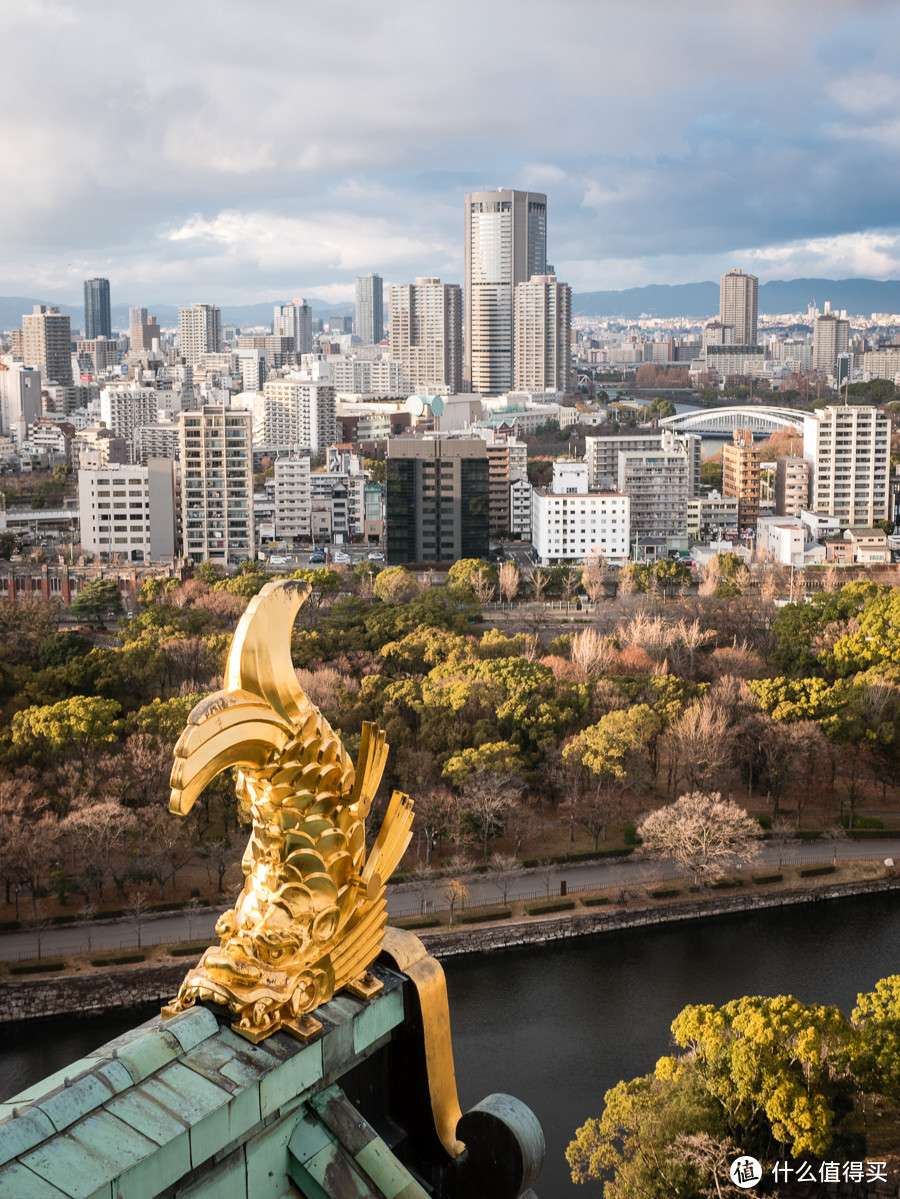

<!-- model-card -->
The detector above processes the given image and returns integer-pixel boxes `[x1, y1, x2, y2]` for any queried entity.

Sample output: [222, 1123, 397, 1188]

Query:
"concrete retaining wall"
[2, 877, 899, 1025]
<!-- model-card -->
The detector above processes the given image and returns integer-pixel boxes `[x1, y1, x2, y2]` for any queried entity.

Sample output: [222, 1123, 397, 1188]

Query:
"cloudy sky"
[4, 0, 900, 305]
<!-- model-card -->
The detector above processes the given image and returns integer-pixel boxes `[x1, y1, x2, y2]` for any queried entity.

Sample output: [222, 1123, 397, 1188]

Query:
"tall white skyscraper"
[513, 273, 571, 393]
[718, 269, 758, 345]
[464, 188, 547, 395]
[389, 277, 463, 394]
[178, 304, 222, 366]
[274, 299, 313, 355]
[355, 274, 383, 345]
[813, 312, 850, 375]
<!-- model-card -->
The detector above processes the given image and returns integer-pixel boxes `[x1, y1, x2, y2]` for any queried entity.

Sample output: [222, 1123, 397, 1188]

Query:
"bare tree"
[638, 791, 762, 885]
[463, 772, 519, 860]
[498, 561, 520, 606]
[530, 567, 548, 602]
[822, 825, 848, 865]
[199, 836, 239, 893]
[472, 567, 496, 605]
[127, 888, 151, 948]
[581, 555, 608, 604]
[565, 788, 625, 851]
[667, 700, 732, 793]
[488, 853, 523, 904]
[409, 863, 436, 915]
[769, 818, 797, 868]
[570, 628, 616, 679]
[184, 896, 203, 940]
[63, 801, 134, 900]
[535, 858, 557, 900]
[673, 618, 713, 679]
[822, 565, 840, 593]
[441, 877, 469, 925]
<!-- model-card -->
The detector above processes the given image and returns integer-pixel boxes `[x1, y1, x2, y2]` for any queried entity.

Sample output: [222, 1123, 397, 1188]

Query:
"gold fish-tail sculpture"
[161, 578, 414, 1043]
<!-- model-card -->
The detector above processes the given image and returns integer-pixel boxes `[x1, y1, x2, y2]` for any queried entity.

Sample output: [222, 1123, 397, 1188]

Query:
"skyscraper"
[389, 278, 463, 393]
[274, 299, 313, 355]
[813, 311, 850, 375]
[513, 273, 571, 393]
[386, 437, 489, 564]
[178, 304, 222, 366]
[464, 188, 547, 395]
[22, 304, 73, 385]
[718, 268, 758, 345]
[355, 274, 383, 345]
[84, 277, 112, 340]
[179, 406, 254, 565]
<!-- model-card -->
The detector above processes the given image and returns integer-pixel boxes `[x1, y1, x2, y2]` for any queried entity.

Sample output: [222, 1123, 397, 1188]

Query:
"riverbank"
[2, 874, 898, 1025]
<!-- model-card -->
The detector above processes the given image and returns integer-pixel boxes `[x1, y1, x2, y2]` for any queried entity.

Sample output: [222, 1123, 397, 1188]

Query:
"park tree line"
[1, 555, 900, 916]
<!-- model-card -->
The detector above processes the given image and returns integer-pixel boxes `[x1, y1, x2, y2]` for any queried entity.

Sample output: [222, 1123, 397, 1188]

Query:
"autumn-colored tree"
[498, 561, 520, 606]
[374, 566, 422, 603]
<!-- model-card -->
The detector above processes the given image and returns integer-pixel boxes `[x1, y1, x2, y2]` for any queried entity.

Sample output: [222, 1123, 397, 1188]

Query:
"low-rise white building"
[78, 460, 177, 561]
[757, 516, 806, 567]
[532, 460, 629, 565]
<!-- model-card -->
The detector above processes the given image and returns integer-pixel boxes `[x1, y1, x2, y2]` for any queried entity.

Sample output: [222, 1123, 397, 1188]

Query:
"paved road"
[2, 840, 896, 962]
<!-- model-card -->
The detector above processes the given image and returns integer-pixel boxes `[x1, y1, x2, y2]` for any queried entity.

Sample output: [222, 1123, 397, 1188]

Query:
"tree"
[530, 566, 548, 602]
[638, 792, 761, 885]
[447, 558, 497, 591]
[498, 561, 520, 606]
[666, 700, 731, 793]
[580, 555, 609, 604]
[374, 566, 422, 603]
[488, 853, 523, 903]
[69, 579, 123, 624]
[441, 876, 469, 925]
[11, 696, 123, 765]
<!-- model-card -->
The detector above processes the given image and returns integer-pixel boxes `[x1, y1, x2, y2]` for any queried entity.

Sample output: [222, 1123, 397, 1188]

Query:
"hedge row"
[89, 953, 146, 967]
[580, 896, 610, 907]
[525, 899, 576, 916]
[798, 865, 837, 878]
[648, 888, 680, 899]
[457, 907, 512, 925]
[8, 960, 66, 975]
[752, 873, 784, 884]
[390, 916, 443, 930]
[709, 877, 744, 890]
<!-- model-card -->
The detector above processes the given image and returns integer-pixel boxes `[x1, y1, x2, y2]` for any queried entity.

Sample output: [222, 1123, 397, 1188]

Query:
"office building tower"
[616, 429, 690, 539]
[464, 188, 547, 395]
[274, 299, 313, 355]
[803, 406, 890, 527]
[79, 461, 177, 561]
[178, 304, 222, 366]
[386, 437, 489, 564]
[179, 406, 254, 565]
[718, 268, 758, 345]
[722, 428, 761, 531]
[355, 274, 383, 345]
[813, 312, 850, 375]
[531, 460, 630, 565]
[774, 457, 811, 518]
[129, 307, 161, 355]
[22, 305, 73, 386]
[389, 278, 463, 394]
[513, 273, 571, 393]
[262, 380, 336, 452]
[84, 278, 112, 340]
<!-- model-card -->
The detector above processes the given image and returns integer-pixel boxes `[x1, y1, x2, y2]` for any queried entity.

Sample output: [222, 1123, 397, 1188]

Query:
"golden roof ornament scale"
[162, 579, 414, 1044]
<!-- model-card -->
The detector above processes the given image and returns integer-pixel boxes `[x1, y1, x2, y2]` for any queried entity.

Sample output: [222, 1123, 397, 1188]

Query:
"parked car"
[367, 550, 385, 561]
[269, 556, 288, 566]
[333, 551, 351, 564]
[309, 552, 326, 564]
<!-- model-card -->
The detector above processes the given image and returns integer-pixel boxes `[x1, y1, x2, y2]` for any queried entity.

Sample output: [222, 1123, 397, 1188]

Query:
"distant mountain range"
[4, 278, 900, 333]
[572, 278, 900, 319]
[0, 296, 355, 332]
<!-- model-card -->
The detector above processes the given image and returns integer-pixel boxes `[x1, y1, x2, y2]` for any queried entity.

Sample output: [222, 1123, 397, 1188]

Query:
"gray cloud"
[2, 0, 900, 302]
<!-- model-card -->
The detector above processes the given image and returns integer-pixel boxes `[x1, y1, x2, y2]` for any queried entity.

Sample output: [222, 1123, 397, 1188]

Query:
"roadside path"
[1, 840, 896, 961]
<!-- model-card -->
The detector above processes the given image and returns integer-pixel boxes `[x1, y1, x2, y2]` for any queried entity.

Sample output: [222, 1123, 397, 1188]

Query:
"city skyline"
[2, 2, 900, 304]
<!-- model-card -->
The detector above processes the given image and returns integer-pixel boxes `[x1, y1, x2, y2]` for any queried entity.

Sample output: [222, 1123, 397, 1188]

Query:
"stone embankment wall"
[2, 877, 899, 1025]
[417, 875, 900, 959]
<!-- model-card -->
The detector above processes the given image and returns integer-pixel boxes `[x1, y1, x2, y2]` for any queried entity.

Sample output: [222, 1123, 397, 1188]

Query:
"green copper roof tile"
[37, 1073, 120, 1134]
[93, 1059, 136, 1095]
[113, 1028, 183, 1084]
[355, 1141, 428, 1199]
[134, 1062, 232, 1169]
[0, 1106, 56, 1168]
[105, 1086, 190, 1147]
[258, 1039, 323, 1120]
[302, 1141, 382, 1198]
[5, 1065, 76, 1107]
[247, 1108, 316, 1199]
[21, 1110, 155, 1199]
[181, 1025, 275, 1093]
[160, 1006, 219, 1054]
[175, 1150, 249, 1199]
[352, 988, 403, 1056]
[0, 1160, 73, 1199]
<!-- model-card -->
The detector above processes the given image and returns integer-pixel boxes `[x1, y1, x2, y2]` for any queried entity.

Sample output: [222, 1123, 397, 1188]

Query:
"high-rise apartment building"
[179, 406, 254, 565]
[389, 278, 463, 393]
[274, 300, 313, 355]
[617, 429, 689, 539]
[464, 189, 547, 394]
[355, 275, 383, 346]
[774, 457, 811, 518]
[99, 384, 160, 450]
[481, 430, 527, 535]
[178, 304, 222, 366]
[84, 278, 112, 340]
[0, 366, 42, 436]
[718, 269, 758, 345]
[79, 461, 177, 561]
[722, 427, 761, 531]
[262, 380, 336, 452]
[22, 305, 73, 385]
[813, 312, 850, 375]
[386, 437, 490, 564]
[274, 456, 312, 540]
[803, 406, 890, 527]
[531, 460, 630, 565]
[585, 433, 701, 497]
[513, 273, 571, 393]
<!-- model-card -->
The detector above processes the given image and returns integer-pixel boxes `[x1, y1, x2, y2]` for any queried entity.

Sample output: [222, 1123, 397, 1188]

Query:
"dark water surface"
[2, 893, 898, 1196]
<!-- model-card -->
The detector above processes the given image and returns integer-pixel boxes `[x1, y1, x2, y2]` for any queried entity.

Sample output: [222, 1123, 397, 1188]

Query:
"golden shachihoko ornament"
[162, 579, 414, 1043]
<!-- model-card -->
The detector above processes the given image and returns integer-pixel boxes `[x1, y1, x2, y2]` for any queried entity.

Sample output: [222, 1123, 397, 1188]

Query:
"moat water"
[2, 892, 898, 1196]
